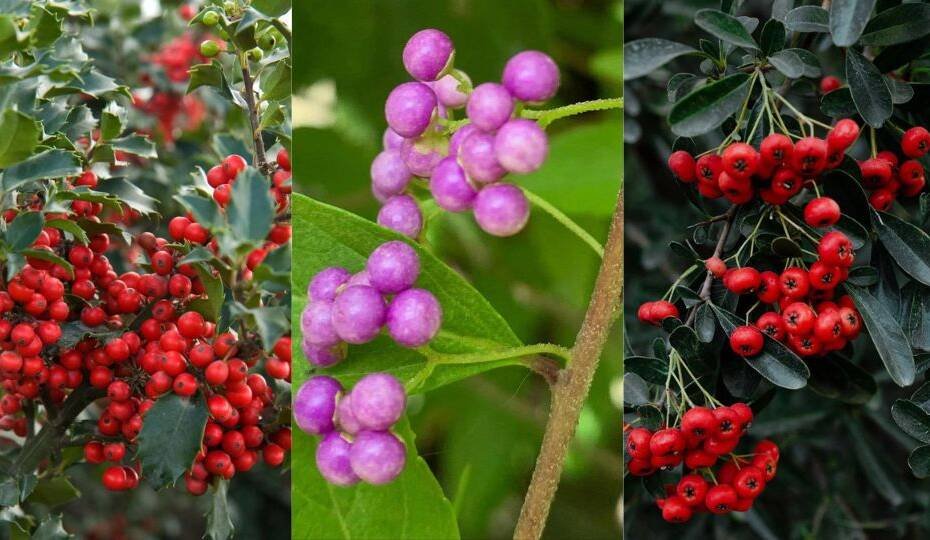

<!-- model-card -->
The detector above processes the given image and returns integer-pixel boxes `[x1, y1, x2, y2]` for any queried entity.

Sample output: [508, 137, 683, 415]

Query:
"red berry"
[661, 495, 693, 523]
[730, 326, 763, 357]
[756, 311, 787, 341]
[223, 154, 248, 177]
[681, 407, 716, 442]
[818, 231, 855, 267]
[754, 440, 780, 462]
[782, 302, 816, 336]
[668, 151, 697, 183]
[84, 441, 105, 464]
[820, 76, 841, 94]
[102, 466, 129, 491]
[649, 428, 685, 457]
[814, 310, 843, 342]
[732, 465, 766, 498]
[104, 442, 126, 462]
[870, 188, 895, 211]
[168, 217, 191, 241]
[803, 197, 840, 228]
[173, 372, 198, 396]
[902, 126, 930, 158]
[207, 165, 229, 187]
[722, 143, 760, 179]
[790, 137, 828, 176]
[705, 256, 727, 278]
[760, 134, 793, 167]
[752, 453, 778, 481]
[838, 307, 862, 338]
[178, 311, 206, 338]
[827, 119, 860, 151]
[263, 443, 285, 467]
[809, 261, 841, 291]
[860, 158, 893, 188]
[705, 484, 738, 514]
[712, 407, 742, 440]
[676, 474, 709, 507]
[277, 149, 291, 171]
[724, 267, 761, 295]
[626, 427, 653, 459]
[779, 267, 810, 299]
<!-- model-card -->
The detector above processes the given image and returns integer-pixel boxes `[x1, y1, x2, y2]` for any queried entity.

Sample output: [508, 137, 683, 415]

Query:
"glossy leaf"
[668, 73, 750, 137]
[769, 49, 805, 79]
[876, 210, 930, 286]
[625, 356, 668, 385]
[908, 445, 930, 479]
[227, 168, 275, 245]
[846, 284, 915, 386]
[829, 0, 876, 46]
[6, 211, 43, 252]
[694, 9, 758, 50]
[0, 149, 81, 191]
[136, 393, 209, 488]
[892, 399, 930, 444]
[846, 48, 892, 127]
[623, 38, 697, 81]
[0, 109, 39, 167]
[784, 6, 829, 33]
[760, 19, 787, 55]
[860, 3, 930, 46]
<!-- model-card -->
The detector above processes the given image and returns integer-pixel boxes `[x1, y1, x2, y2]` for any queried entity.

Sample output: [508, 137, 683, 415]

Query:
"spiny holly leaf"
[175, 192, 222, 229]
[188, 265, 224, 323]
[109, 134, 157, 159]
[136, 393, 209, 488]
[292, 194, 525, 392]
[25, 477, 80, 507]
[668, 73, 750, 137]
[0, 149, 81, 191]
[30, 514, 71, 540]
[230, 304, 288, 351]
[0, 109, 40, 167]
[96, 177, 159, 215]
[623, 38, 697, 81]
[6, 211, 43, 252]
[291, 416, 459, 540]
[226, 168, 275, 245]
[205, 479, 235, 540]
[846, 284, 915, 386]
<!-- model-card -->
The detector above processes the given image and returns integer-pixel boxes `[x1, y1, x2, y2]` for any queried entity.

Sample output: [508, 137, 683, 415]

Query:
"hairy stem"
[513, 188, 623, 540]
[521, 98, 623, 127]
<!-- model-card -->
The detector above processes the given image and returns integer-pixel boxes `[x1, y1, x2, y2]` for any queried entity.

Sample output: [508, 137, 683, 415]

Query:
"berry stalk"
[514, 189, 623, 540]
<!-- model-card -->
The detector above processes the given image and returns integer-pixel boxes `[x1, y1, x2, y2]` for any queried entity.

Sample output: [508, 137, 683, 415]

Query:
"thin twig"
[685, 205, 737, 326]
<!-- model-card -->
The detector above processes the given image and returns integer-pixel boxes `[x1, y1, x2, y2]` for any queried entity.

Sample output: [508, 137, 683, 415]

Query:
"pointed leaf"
[136, 393, 209, 488]
[226, 168, 275, 245]
[846, 284, 915, 386]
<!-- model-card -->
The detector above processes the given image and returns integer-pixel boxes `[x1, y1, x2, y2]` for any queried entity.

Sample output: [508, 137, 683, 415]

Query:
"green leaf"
[25, 477, 79, 507]
[830, 0, 877, 46]
[860, 3, 930, 46]
[846, 417, 906, 506]
[784, 6, 830, 33]
[190, 265, 224, 323]
[768, 49, 805, 79]
[694, 9, 758, 50]
[846, 48, 892, 127]
[99, 102, 125, 140]
[892, 399, 930, 443]
[96, 178, 159, 215]
[188, 62, 235, 103]
[875, 210, 930, 287]
[668, 73, 750, 137]
[711, 304, 809, 390]
[6, 211, 43, 252]
[252, 0, 290, 16]
[625, 356, 668, 385]
[21, 249, 72, 278]
[260, 59, 290, 102]
[1, 149, 81, 191]
[29, 514, 70, 540]
[807, 355, 876, 404]
[231, 305, 289, 351]
[175, 193, 222, 229]
[293, 194, 524, 392]
[846, 284, 915, 386]
[205, 479, 235, 540]
[45, 218, 88, 245]
[226, 168, 275, 245]
[136, 393, 209, 488]
[0, 109, 39, 167]
[622, 38, 698, 81]
[821, 87, 857, 118]
[908, 445, 930, 479]
[291, 417, 459, 540]
[109, 134, 156, 159]
[760, 19, 787, 55]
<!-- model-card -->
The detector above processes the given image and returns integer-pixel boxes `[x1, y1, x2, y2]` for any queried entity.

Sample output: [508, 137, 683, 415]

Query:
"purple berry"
[301, 301, 341, 347]
[399, 136, 447, 178]
[432, 70, 470, 109]
[377, 195, 423, 238]
[345, 270, 371, 288]
[473, 183, 530, 237]
[447, 124, 479, 160]
[430, 157, 477, 212]
[350, 430, 407, 485]
[302, 339, 346, 368]
[494, 119, 549, 174]
[316, 432, 360, 486]
[331, 285, 387, 344]
[350, 373, 407, 431]
[383, 127, 405, 151]
[385, 82, 437, 139]
[466, 83, 513, 132]
[402, 29, 454, 82]
[308, 266, 351, 303]
[294, 376, 342, 435]
[502, 50, 560, 102]
[366, 241, 420, 295]
[335, 393, 362, 435]
[371, 150, 412, 198]
[386, 288, 443, 348]
[459, 130, 505, 183]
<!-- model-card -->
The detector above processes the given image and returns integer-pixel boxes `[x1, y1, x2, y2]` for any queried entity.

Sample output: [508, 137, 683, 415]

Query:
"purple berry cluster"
[301, 240, 443, 368]
[374, 28, 560, 238]
[294, 373, 408, 485]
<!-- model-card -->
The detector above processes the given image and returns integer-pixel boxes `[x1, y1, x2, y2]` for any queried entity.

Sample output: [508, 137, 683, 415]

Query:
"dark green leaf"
[226, 168, 275, 245]
[137, 393, 209, 488]
[6, 211, 43, 252]
[0, 109, 39, 167]
[791, 48, 823, 78]
[205, 479, 235, 540]
[846, 417, 906, 506]
[25, 477, 79, 507]
[1, 149, 81, 191]
[847, 266, 878, 287]
[876, 210, 930, 286]
[623, 38, 698, 81]
[760, 19, 787, 55]
[886, 76, 914, 105]
[30, 514, 70, 540]
[669, 325, 702, 362]
[892, 399, 930, 443]
[95, 178, 159, 215]
[109, 134, 156, 159]
[784, 6, 829, 33]
[807, 355, 876, 404]
[912, 380, 930, 413]
[260, 59, 290, 102]
[846, 48, 893, 127]
[668, 73, 750, 137]
[846, 284, 915, 386]
[861, 3, 930, 46]
[191, 265, 224, 323]
[625, 356, 668, 385]
[251, 0, 290, 16]
[694, 9, 759, 50]
[769, 49, 805, 79]
[694, 302, 716, 342]
[45, 218, 88, 245]
[21, 249, 72, 278]
[908, 445, 930, 478]
[231, 305, 289, 350]
[830, 0, 877, 46]
[175, 193, 221, 229]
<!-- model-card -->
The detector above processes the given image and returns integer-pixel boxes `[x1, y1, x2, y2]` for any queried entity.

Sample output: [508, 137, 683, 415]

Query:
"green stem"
[524, 189, 604, 258]
[521, 98, 623, 128]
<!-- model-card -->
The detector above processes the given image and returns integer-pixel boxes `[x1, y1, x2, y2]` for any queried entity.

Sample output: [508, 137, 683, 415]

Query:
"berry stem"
[521, 97, 623, 128]
[685, 205, 737, 327]
[523, 189, 605, 258]
[513, 189, 622, 540]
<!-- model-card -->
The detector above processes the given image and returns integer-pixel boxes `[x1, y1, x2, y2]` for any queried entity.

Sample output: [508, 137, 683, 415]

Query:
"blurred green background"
[293, 1, 622, 538]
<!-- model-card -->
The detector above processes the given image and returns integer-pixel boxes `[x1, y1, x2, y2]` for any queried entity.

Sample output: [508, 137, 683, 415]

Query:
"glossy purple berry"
[502, 50, 560, 102]
[350, 373, 407, 431]
[331, 285, 387, 344]
[399, 136, 446, 178]
[302, 340, 346, 368]
[377, 195, 423, 238]
[383, 127, 405, 151]
[307, 266, 351, 302]
[466, 83, 513, 132]
[294, 376, 342, 435]
[350, 431, 407, 485]
[335, 393, 362, 435]
[402, 29, 454, 82]
[430, 157, 477, 212]
[345, 270, 371, 288]
[316, 432, 360, 486]
[473, 183, 530, 237]
[432, 70, 471, 109]
[385, 82, 437, 138]
[301, 301, 341, 347]
[386, 288, 443, 348]
[366, 241, 420, 295]
[448, 124, 479, 158]
[459, 130, 505, 183]
[494, 119, 549, 174]
[371, 150, 412, 198]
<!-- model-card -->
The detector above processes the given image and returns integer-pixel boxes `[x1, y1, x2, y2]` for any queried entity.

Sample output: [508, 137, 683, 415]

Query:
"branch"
[513, 189, 623, 540]
[238, 54, 274, 177]
[684, 205, 737, 326]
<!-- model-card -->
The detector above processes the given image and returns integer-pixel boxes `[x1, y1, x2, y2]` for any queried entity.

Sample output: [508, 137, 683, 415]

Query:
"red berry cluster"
[858, 126, 930, 211]
[667, 120, 865, 205]
[625, 404, 779, 522]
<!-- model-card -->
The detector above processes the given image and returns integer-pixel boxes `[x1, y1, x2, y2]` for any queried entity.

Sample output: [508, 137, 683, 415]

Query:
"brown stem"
[239, 55, 274, 177]
[513, 190, 623, 540]
[685, 205, 737, 326]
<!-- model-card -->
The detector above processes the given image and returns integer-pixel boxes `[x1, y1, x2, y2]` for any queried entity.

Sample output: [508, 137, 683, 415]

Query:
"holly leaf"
[0, 149, 81, 191]
[25, 477, 80, 507]
[95, 178, 160, 215]
[291, 416, 459, 540]
[30, 514, 71, 540]
[136, 393, 209, 488]
[623, 38, 697, 81]
[6, 211, 43, 251]
[668, 73, 750, 137]
[0, 109, 39, 167]
[226, 168, 275, 245]
[109, 134, 157, 159]
[205, 479, 235, 540]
